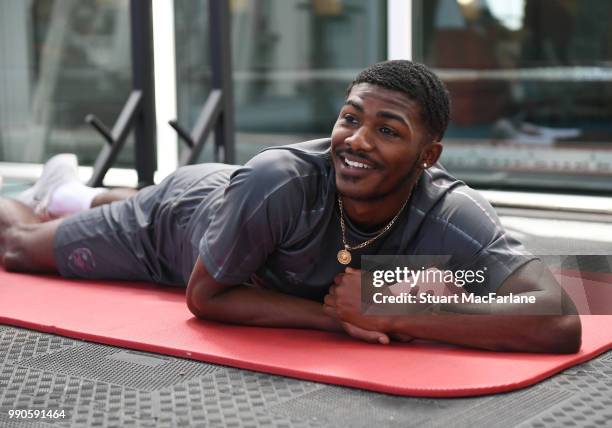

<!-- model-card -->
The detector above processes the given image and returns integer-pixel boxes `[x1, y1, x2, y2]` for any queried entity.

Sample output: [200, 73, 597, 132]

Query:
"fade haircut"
[348, 60, 450, 142]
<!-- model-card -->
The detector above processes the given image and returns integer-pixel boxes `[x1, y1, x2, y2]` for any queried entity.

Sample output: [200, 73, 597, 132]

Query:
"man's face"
[331, 83, 435, 201]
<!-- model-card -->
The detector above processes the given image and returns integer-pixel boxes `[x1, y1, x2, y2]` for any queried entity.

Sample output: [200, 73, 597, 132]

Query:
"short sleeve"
[428, 186, 536, 294]
[199, 154, 303, 284]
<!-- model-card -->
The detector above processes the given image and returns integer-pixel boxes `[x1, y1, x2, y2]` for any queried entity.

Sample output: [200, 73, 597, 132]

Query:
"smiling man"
[0, 61, 581, 353]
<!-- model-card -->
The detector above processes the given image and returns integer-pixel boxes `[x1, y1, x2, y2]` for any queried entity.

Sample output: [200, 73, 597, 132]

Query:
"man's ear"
[421, 142, 443, 167]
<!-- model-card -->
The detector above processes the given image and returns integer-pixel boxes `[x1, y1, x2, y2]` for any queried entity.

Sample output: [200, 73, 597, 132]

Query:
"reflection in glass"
[175, 0, 387, 163]
[414, 0, 612, 192]
[0, 0, 133, 166]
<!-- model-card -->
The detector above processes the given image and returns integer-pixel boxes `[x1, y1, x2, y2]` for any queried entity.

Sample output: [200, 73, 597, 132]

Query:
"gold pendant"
[337, 249, 352, 265]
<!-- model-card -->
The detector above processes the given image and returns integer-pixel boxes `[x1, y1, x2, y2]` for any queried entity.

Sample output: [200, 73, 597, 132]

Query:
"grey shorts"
[53, 197, 162, 284]
[53, 163, 236, 286]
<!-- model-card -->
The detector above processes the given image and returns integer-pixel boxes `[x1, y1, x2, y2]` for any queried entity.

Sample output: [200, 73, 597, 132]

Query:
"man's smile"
[344, 157, 372, 169]
[335, 150, 379, 178]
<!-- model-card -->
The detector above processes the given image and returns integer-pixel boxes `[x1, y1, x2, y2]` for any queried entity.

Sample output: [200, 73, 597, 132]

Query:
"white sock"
[47, 180, 107, 217]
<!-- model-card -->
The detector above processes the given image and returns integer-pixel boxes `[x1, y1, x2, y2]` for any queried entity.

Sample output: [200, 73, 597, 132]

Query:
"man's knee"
[2, 226, 31, 272]
[2, 224, 56, 273]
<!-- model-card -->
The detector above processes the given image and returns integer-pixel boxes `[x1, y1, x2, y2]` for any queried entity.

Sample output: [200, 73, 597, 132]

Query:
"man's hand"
[323, 267, 389, 331]
[323, 267, 430, 331]
[323, 267, 382, 330]
[324, 267, 361, 313]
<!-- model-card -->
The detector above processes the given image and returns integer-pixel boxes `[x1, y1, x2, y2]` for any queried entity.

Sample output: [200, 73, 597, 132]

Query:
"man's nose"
[346, 127, 374, 151]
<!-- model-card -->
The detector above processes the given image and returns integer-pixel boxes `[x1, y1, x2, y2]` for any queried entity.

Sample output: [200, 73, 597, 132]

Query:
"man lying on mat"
[0, 60, 580, 353]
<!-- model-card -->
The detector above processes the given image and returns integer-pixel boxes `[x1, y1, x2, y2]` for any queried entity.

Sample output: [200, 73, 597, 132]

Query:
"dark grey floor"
[0, 325, 611, 428]
[1, 183, 611, 427]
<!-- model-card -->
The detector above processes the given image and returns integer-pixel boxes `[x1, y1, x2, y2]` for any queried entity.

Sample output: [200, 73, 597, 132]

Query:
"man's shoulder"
[414, 164, 503, 243]
[414, 163, 466, 209]
[273, 138, 332, 154]
[244, 138, 332, 179]
[253, 138, 331, 163]
[414, 164, 498, 223]
[227, 138, 333, 203]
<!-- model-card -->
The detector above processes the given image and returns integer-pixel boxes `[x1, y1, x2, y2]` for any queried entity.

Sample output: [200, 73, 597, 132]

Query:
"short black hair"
[348, 60, 450, 142]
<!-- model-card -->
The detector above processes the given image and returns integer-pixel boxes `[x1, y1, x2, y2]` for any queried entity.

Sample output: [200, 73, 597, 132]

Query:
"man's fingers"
[342, 322, 390, 345]
[333, 273, 344, 285]
[323, 294, 336, 307]
[377, 334, 390, 345]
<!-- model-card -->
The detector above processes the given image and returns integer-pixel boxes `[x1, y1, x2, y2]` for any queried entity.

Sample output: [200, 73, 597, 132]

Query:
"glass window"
[413, 0, 612, 193]
[0, 0, 133, 166]
[174, 0, 387, 163]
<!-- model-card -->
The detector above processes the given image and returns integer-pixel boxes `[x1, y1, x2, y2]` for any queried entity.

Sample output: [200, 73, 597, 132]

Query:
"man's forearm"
[191, 283, 341, 332]
[384, 312, 580, 353]
[375, 289, 581, 352]
[373, 261, 581, 352]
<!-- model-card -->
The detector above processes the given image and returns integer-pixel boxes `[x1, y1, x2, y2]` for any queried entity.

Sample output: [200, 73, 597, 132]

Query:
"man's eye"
[343, 114, 358, 125]
[380, 126, 397, 137]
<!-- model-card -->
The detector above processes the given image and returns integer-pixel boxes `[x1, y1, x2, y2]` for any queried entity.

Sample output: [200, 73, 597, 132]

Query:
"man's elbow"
[186, 286, 216, 321]
[186, 292, 206, 319]
[543, 315, 582, 354]
[185, 258, 231, 321]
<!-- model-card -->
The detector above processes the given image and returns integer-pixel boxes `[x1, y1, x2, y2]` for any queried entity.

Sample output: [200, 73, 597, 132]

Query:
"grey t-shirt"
[198, 138, 533, 301]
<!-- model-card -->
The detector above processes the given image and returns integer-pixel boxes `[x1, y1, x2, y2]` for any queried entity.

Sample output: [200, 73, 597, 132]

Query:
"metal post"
[167, 0, 235, 165]
[209, 0, 235, 163]
[130, 0, 157, 187]
[86, 92, 142, 187]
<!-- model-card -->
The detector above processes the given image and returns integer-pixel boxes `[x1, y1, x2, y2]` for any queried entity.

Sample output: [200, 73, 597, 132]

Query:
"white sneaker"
[15, 154, 79, 217]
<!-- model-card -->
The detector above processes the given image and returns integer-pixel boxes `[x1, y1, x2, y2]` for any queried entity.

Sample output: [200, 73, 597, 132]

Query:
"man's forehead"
[346, 83, 419, 111]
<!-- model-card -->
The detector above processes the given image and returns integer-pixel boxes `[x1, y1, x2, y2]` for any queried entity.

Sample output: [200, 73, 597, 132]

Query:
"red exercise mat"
[0, 268, 611, 397]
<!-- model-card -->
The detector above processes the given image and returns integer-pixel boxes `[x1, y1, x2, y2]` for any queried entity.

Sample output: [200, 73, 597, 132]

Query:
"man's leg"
[15, 153, 139, 218]
[41, 182, 138, 218]
[1, 191, 153, 279]
[0, 198, 60, 273]
[91, 188, 138, 208]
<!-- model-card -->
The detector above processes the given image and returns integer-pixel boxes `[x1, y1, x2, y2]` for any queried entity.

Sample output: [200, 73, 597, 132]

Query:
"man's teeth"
[344, 158, 372, 169]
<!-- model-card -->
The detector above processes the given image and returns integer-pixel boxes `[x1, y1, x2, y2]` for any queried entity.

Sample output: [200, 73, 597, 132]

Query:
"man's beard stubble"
[336, 155, 422, 203]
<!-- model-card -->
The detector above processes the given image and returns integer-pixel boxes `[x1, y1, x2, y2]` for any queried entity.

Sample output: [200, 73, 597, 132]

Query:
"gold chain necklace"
[336, 193, 411, 265]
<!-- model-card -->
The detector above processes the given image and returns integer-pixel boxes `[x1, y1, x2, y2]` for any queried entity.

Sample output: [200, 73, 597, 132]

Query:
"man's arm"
[186, 257, 394, 344]
[324, 260, 582, 353]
